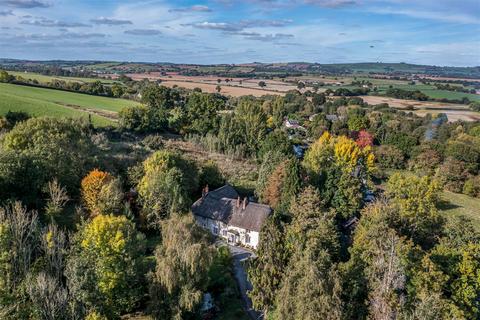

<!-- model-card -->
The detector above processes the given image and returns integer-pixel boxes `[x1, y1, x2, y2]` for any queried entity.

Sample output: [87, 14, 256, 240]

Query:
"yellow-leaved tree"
[66, 214, 145, 318]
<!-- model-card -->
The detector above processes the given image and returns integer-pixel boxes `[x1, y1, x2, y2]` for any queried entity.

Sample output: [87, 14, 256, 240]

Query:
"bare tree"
[27, 272, 70, 320]
[41, 224, 68, 281]
[0, 202, 39, 291]
[368, 231, 406, 320]
[44, 179, 69, 222]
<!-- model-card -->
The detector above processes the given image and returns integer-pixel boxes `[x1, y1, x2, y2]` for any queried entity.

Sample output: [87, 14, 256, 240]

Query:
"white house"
[192, 185, 271, 250]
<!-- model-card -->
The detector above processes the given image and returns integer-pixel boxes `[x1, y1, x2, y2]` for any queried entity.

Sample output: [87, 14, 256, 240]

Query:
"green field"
[440, 191, 480, 231]
[6, 70, 117, 85]
[0, 83, 140, 127]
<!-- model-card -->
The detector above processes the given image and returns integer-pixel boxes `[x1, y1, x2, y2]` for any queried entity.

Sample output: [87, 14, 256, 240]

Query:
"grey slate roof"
[192, 185, 271, 232]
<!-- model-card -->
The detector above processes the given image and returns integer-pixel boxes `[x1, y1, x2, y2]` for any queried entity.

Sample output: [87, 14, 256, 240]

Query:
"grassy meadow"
[440, 191, 480, 231]
[0, 83, 140, 127]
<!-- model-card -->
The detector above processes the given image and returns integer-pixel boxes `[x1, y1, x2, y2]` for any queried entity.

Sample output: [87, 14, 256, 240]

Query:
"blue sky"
[0, 0, 479, 66]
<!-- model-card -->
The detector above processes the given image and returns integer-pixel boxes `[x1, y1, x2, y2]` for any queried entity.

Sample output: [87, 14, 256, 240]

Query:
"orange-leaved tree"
[81, 169, 113, 217]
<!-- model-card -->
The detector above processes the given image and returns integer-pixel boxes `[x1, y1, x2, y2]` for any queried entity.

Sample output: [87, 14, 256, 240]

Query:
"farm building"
[192, 185, 271, 249]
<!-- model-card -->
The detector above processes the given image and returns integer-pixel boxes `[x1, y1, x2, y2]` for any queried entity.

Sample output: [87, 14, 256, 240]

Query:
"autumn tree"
[66, 214, 145, 318]
[81, 169, 123, 217]
[149, 214, 214, 319]
[262, 158, 301, 212]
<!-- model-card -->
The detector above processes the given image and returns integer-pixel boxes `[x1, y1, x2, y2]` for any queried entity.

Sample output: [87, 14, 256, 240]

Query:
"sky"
[0, 0, 479, 66]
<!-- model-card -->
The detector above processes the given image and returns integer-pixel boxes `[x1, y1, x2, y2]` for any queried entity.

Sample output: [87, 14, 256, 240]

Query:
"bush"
[142, 134, 164, 150]
[463, 176, 480, 198]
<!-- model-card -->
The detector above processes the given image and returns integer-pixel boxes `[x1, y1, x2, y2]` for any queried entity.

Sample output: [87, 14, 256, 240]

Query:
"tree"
[66, 214, 146, 318]
[287, 186, 340, 258]
[235, 99, 267, 156]
[374, 145, 404, 170]
[44, 179, 69, 222]
[348, 114, 369, 131]
[185, 92, 224, 135]
[258, 81, 267, 88]
[149, 214, 214, 319]
[435, 158, 469, 193]
[274, 248, 343, 320]
[346, 201, 413, 320]
[137, 151, 198, 226]
[248, 215, 288, 315]
[111, 83, 124, 98]
[216, 85, 221, 93]
[312, 93, 326, 106]
[81, 169, 117, 217]
[1, 117, 96, 195]
[355, 130, 374, 148]
[0, 202, 40, 318]
[386, 173, 443, 248]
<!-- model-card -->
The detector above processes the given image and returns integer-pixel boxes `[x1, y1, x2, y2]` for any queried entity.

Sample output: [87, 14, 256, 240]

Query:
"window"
[213, 226, 218, 235]
[245, 233, 250, 244]
[222, 229, 227, 237]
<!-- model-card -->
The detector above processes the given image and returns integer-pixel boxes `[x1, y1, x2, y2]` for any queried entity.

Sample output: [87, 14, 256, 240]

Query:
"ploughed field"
[0, 83, 140, 127]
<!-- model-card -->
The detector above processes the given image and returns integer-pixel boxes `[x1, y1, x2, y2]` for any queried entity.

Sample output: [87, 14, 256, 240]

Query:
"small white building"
[192, 185, 271, 250]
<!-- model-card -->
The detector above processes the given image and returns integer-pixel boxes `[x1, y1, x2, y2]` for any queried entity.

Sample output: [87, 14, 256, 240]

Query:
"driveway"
[228, 245, 263, 320]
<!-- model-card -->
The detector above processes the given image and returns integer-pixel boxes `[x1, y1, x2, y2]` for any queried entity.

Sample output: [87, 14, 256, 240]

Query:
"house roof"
[192, 185, 271, 232]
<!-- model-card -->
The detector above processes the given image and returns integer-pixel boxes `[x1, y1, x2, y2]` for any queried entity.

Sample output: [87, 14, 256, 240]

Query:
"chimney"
[236, 196, 241, 208]
[242, 197, 248, 210]
[202, 185, 209, 198]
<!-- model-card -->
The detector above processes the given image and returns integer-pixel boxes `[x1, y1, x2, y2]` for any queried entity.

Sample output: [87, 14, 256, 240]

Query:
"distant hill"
[1, 59, 479, 79]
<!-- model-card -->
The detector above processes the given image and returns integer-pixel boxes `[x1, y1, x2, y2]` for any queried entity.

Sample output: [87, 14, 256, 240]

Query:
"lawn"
[0, 83, 140, 127]
[439, 191, 480, 231]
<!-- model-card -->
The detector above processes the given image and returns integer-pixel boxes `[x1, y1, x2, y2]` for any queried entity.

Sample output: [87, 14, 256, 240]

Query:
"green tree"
[185, 92, 224, 134]
[274, 248, 343, 320]
[137, 151, 198, 226]
[235, 99, 267, 156]
[149, 214, 214, 319]
[1, 117, 96, 196]
[248, 215, 288, 315]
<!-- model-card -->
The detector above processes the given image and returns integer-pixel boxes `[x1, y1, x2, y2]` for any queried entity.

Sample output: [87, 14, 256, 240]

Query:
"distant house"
[326, 114, 339, 122]
[284, 119, 301, 129]
[192, 185, 271, 249]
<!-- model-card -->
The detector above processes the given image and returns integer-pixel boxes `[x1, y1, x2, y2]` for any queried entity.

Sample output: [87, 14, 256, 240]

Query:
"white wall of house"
[194, 215, 260, 249]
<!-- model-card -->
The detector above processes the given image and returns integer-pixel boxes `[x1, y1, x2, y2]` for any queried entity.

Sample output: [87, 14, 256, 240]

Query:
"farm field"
[6, 70, 117, 85]
[0, 83, 140, 126]
[361, 95, 480, 122]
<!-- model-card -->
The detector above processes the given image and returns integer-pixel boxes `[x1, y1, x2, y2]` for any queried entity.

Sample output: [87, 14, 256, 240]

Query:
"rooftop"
[192, 185, 271, 232]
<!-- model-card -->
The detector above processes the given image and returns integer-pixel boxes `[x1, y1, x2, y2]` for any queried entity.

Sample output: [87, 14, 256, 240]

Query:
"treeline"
[385, 87, 477, 104]
[434, 83, 476, 94]
[0, 70, 147, 99]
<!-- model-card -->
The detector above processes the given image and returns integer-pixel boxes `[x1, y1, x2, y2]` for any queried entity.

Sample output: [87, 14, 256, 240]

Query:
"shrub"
[463, 176, 480, 198]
